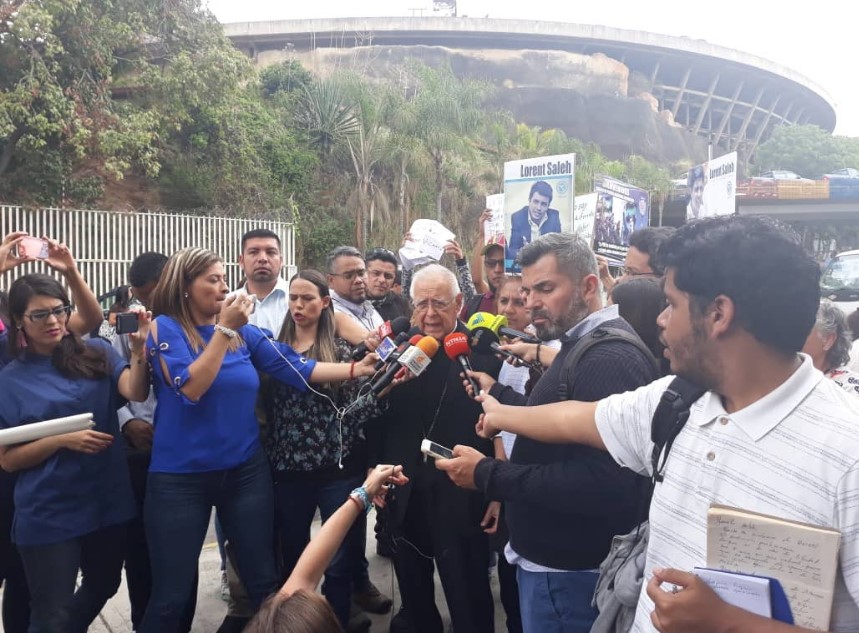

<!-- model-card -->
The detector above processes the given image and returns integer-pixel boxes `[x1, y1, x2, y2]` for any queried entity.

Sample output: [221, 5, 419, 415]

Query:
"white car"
[821, 250, 859, 315]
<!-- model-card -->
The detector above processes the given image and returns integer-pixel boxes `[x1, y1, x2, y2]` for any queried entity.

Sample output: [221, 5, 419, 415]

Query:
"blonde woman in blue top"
[139, 248, 377, 633]
[0, 273, 151, 633]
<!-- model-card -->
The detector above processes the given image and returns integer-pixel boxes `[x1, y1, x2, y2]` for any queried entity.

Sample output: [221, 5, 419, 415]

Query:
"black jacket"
[367, 323, 501, 532]
[474, 317, 656, 570]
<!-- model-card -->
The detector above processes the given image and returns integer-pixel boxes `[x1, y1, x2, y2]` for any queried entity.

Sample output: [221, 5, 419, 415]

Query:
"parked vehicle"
[822, 168, 859, 180]
[750, 170, 813, 183]
[821, 250, 859, 315]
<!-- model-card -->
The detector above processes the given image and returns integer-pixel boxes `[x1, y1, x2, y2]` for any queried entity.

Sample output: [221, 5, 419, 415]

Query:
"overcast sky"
[205, 0, 858, 139]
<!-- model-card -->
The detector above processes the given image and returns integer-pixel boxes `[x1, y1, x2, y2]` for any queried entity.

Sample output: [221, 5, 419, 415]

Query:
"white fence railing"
[1, 206, 296, 299]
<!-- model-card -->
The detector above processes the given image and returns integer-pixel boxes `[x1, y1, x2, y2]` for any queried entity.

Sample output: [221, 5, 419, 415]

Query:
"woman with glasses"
[263, 270, 385, 628]
[139, 248, 378, 632]
[0, 272, 151, 633]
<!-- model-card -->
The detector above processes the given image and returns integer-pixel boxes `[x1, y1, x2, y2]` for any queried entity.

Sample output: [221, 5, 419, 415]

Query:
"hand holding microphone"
[444, 332, 487, 398]
[352, 316, 410, 360]
[370, 335, 439, 396]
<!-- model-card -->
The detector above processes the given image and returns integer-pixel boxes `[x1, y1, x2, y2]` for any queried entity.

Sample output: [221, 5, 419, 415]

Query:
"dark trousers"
[0, 489, 30, 633]
[274, 474, 364, 628]
[18, 522, 126, 633]
[498, 554, 523, 633]
[392, 487, 494, 633]
[139, 449, 278, 633]
[125, 447, 197, 631]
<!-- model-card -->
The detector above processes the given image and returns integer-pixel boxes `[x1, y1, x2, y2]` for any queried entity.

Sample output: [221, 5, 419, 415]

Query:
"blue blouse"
[0, 339, 135, 546]
[147, 317, 317, 474]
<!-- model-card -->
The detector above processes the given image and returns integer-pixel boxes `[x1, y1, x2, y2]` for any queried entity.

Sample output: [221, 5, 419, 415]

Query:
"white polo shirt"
[240, 277, 290, 335]
[595, 355, 859, 633]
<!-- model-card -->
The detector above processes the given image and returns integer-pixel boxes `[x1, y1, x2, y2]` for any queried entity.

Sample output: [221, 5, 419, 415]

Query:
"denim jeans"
[139, 449, 278, 633]
[17, 522, 126, 633]
[516, 567, 599, 633]
[274, 474, 364, 628]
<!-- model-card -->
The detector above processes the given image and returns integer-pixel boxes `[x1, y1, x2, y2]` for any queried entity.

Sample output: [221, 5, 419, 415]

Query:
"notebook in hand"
[694, 567, 793, 623]
[706, 504, 840, 631]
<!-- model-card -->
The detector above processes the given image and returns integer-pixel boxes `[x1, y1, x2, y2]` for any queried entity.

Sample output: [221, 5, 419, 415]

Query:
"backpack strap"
[557, 326, 659, 402]
[649, 377, 708, 484]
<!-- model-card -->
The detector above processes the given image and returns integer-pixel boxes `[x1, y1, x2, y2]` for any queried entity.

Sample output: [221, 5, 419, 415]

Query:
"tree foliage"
[755, 124, 859, 178]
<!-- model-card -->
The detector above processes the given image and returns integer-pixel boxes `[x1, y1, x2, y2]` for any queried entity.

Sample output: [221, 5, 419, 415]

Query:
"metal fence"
[1, 206, 296, 299]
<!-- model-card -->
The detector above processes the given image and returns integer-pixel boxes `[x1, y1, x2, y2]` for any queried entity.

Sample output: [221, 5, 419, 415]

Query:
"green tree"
[755, 125, 859, 178]
[0, 0, 250, 204]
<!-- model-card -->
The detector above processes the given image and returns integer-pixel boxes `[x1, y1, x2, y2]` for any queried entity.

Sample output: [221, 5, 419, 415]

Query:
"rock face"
[259, 44, 708, 164]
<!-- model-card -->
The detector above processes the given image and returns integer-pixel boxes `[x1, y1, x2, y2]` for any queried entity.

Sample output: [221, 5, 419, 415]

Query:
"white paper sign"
[399, 219, 456, 271]
[485, 194, 506, 245]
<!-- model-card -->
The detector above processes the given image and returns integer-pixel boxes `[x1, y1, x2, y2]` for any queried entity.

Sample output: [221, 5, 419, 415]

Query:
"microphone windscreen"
[489, 314, 508, 332]
[415, 336, 440, 358]
[408, 334, 423, 346]
[470, 327, 499, 353]
[390, 316, 411, 336]
[466, 311, 495, 331]
[443, 332, 471, 359]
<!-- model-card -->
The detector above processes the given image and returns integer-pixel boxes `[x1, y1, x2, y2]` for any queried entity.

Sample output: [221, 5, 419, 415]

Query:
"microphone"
[466, 311, 497, 331]
[499, 326, 540, 345]
[370, 335, 437, 396]
[352, 316, 410, 360]
[397, 336, 439, 376]
[443, 332, 480, 396]
[374, 326, 421, 370]
[469, 314, 508, 354]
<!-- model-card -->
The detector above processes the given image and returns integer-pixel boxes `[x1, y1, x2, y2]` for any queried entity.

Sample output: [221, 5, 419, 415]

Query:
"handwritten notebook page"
[706, 504, 841, 631]
[694, 568, 772, 618]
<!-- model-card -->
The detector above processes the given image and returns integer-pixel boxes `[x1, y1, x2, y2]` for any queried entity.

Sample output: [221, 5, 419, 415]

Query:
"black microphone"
[469, 326, 499, 354]
[351, 316, 410, 360]
[498, 327, 540, 344]
[374, 325, 421, 370]
[370, 335, 438, 396]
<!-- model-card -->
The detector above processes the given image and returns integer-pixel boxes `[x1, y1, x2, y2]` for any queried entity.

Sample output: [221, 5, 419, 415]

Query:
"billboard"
[593, 176, 650, 264]
[503, 153, 575, 272]
[686, 151, 737, 221]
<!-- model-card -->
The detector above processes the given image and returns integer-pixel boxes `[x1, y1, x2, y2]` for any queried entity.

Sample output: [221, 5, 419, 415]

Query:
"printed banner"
[593, 176, 650, 264]
[686, 151, 737, 221]
[503, 153, 575, 272]
[573, 193, 598, 248]
[484, 194, 506, 245]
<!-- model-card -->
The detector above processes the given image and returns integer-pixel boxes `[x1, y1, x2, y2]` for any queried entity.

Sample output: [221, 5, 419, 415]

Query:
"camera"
[115, 312, 139, 335]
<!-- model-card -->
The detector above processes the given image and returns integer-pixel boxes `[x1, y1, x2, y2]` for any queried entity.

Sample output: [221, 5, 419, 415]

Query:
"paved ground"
[1, 510, 506, 632]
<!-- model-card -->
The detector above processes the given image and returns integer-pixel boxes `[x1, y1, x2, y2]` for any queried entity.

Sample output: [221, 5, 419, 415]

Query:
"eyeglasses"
[485, 258, 505, 269]
[329, 269, 367, 282]
[24, 305, 71, 323]
[620, 268, 658, 278]
[368, 269, 395, 282]
[413, 298, 455, 313]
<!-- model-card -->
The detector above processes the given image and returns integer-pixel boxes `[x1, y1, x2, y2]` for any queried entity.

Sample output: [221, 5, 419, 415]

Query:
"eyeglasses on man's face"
[412, 298, 455, 313]
[24, 305, 72, 323]
[330, 269, 367, 282]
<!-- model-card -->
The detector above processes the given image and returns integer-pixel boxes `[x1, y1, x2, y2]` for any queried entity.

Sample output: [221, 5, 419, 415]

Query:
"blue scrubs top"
[0, 338, 135, 546]
[146, 317, 317, 474]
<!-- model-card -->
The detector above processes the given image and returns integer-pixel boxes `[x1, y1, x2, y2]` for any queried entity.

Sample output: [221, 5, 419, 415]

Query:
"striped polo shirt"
[595, 354, 859, 632]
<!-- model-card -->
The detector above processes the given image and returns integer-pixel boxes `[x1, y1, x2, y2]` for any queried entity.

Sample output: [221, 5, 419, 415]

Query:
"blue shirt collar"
[563, 304, 620, 343]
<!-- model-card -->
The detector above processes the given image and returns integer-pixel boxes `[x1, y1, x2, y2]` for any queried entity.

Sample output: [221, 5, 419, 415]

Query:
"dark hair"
[529, 181, 553, 204]
[847, 308, 859, 342]
[629, 227, 676, 275]
[9, 274, 109, 379]
[0, 290, 8, 328]
[610, 278, 668, 376]
[394, 269, 403, 286]
[128, 252, 168, 288]
[243, 588, 342, 633]
[241, 229, 281, 252]
[365, 247, 398, 268]
[659, 216, 820, 355]
[326, 246, 363, 273]
[688, 165, 706, 187]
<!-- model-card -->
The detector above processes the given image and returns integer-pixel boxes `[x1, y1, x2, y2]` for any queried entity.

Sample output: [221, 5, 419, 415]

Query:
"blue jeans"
[17, 523, 126, 633]
[274, 474, 364, 628]
[139, 449, 278, 633]
[516, 567, 599, 633]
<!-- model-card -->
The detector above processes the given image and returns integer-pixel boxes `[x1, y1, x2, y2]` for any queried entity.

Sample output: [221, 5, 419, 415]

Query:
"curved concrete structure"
[224, 17, 836, 155]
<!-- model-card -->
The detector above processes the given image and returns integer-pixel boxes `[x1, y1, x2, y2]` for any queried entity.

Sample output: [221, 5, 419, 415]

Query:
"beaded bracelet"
[215, 324, 238, 339]
[349, 486, 372, 515]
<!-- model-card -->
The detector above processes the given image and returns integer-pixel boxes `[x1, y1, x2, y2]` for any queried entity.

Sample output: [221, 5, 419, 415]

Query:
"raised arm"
[281, 465, 408, 596]
[38, 238, 104, 336]
[477, 391, 605, 449]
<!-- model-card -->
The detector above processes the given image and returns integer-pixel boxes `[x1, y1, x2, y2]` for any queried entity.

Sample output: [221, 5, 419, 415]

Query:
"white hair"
[409, 264, 460, 300]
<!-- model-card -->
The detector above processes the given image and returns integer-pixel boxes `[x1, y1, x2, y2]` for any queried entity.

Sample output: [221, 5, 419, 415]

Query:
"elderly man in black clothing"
[437, 232, 658, 633]
[368, 263, 501, 633]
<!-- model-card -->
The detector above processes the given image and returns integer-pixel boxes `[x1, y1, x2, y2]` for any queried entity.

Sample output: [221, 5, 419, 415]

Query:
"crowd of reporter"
[0, 210, 857, 633]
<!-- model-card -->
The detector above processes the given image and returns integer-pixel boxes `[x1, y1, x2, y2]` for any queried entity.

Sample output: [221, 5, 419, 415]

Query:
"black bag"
[589, 377, 707, 633]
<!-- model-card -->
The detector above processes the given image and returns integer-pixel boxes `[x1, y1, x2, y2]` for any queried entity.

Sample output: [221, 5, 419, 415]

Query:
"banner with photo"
[484, 194, 506, 245]
[685, 151, 737, 221]
[503, 153, 575, 272]
[573, 193, 598, 247]
[593, 176, 650, 264]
